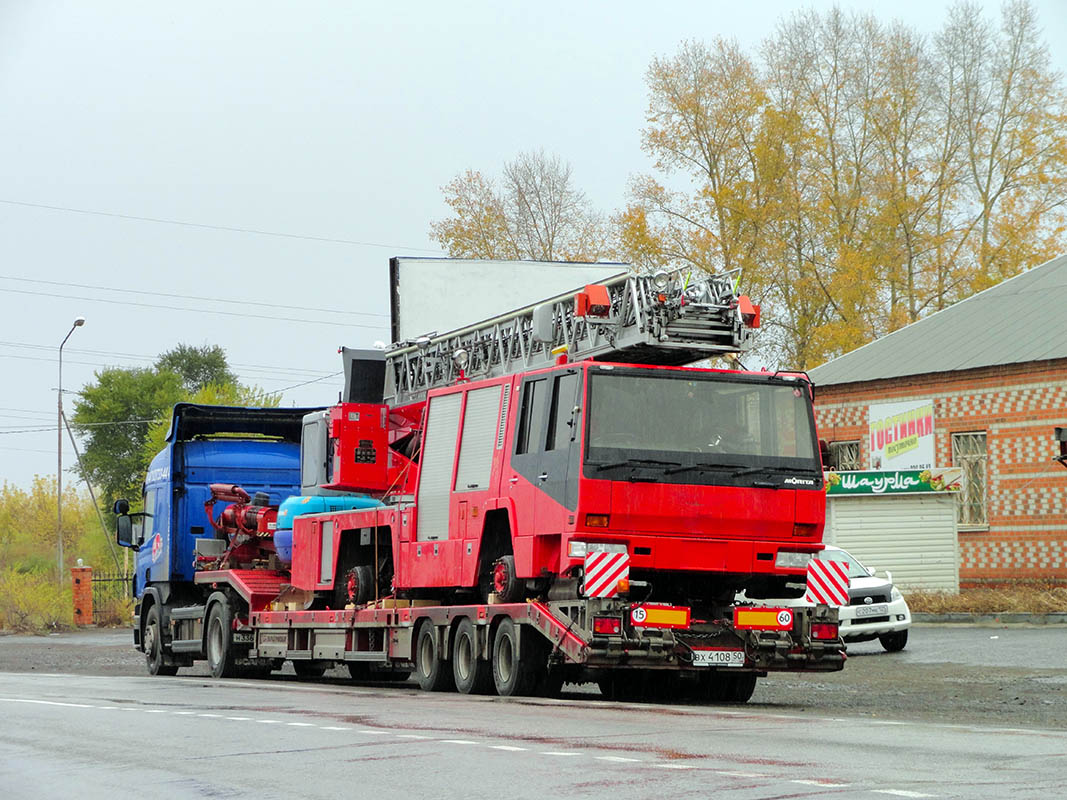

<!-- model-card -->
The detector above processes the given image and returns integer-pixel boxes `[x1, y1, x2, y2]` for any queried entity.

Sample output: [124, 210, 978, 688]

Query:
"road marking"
[142, 709, 167, 714]
[489, 745, 528, 751]
[225, 716, 251, 721]
[441, 739, 477, 745]
[395, 734, 431, 739]
[792, 779, 850, 787]
[197, 713, 222, 718]
[873, 791, 937, 798]
[357, 730, 391, 736]
[653, 764, 694, 770]
[173, 711, 196, 715]
[256, 719, 283, 724]
[320, 726, 351, 731]
[595, 756, 642, 763]
[0, 698, 95, 709]
[715, 771, 766, 778]
[541, 752, 582, 757]
[286, 722, 315, 727]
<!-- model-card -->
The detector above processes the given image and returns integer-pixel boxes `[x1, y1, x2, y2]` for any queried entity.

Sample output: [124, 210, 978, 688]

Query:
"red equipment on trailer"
[150, 265, 845, 702]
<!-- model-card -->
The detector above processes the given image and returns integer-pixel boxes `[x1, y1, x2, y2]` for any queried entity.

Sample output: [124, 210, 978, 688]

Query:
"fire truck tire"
[879, 630, 908, 652]
[293, 661, 327, 678]
[452, 618, 493, 694]
[144, 605, 178, 676]
[492, 618, 544, 697]
[415, 622, 455, 692]
[206, 599, 239, 679]
[492, 556, 525, 604]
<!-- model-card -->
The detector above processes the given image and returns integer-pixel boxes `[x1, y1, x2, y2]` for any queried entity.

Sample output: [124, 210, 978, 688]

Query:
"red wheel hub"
[492, 561, 509, 594]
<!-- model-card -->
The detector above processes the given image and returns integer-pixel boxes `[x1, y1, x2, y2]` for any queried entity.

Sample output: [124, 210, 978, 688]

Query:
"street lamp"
[58, 316, 85, 580]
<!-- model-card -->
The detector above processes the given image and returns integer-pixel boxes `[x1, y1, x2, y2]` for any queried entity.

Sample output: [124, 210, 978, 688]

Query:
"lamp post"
[58, 316, 85, 580]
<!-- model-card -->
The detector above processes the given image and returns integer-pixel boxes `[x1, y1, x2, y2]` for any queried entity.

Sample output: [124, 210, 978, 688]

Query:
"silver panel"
[320, 521, 334, 583]
[455, 385, 503, 492]
[415, 393, 462, 541]
[496, 383, 511, 450]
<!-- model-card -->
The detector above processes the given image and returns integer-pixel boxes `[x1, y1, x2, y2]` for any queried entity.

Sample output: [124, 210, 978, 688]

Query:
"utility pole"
[58, 316, 85, 581]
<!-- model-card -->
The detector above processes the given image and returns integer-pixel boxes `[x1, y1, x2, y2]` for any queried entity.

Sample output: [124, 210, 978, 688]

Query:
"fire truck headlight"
[775, 550, 813, 569]
[568, 540, 627, 559]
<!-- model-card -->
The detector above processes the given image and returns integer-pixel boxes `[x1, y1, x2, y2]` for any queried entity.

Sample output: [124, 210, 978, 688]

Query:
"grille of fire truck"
[384, 267, 755, 405]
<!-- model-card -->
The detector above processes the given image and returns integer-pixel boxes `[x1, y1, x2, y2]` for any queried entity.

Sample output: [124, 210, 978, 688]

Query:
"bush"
[93, 594, 135, 627]
[0, 569, 73, 632]
[908, 582, 1067, 615]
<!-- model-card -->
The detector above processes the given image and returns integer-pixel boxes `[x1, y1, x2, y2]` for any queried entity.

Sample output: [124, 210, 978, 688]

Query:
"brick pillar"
[71, 566, 93, 626]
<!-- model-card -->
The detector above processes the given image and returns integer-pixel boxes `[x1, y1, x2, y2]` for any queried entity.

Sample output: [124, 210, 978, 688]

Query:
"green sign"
[825, 468, 962, 496]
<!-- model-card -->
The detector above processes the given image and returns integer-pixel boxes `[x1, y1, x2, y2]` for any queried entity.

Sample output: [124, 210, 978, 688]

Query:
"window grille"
[952, 432, 988, 527]
[829, 441, 861, 471]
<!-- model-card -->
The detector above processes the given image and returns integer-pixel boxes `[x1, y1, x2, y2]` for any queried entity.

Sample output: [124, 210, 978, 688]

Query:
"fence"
[72, 568, 134, 626]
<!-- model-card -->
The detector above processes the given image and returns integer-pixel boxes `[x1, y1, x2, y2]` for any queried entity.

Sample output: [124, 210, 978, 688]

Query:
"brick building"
[809, 255, 1067, 586]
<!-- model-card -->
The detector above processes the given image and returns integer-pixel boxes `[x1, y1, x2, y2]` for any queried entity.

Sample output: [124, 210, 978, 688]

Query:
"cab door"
[536, 369, 582, 532]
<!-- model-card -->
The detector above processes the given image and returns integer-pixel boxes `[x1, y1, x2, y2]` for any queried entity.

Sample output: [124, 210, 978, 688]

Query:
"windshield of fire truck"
[586, 370, 818, 470]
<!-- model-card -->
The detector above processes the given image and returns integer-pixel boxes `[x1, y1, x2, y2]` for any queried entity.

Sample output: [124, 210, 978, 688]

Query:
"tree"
[430, 150, 613, 262]
[620, 1, 1066, 369]
[71, 344, 271, 509]
[155, 343, 236, 394]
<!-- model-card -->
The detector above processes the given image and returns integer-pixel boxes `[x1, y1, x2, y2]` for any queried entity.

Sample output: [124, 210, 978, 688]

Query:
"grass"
[907, 582, 1067, 615]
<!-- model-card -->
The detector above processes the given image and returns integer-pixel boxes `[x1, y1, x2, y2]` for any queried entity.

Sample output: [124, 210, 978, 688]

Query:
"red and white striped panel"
[583, 551, 630, 598]
[805, 558, 850, 606]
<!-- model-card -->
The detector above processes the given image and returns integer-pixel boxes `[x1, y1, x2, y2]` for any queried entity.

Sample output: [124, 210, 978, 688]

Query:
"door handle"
[508, 477, 519, 484]
[538, 473, 549, 482]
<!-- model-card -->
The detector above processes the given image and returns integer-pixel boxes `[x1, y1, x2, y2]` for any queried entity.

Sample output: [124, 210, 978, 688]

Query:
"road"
[1, 625, 1065, 798]
[2, 671, 1065, 799]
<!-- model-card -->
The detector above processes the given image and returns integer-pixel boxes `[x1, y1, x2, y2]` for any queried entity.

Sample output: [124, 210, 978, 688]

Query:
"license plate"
[691, 648, 745, 667]
[232, 631, 254, 644]
[854, 604, 889, 618]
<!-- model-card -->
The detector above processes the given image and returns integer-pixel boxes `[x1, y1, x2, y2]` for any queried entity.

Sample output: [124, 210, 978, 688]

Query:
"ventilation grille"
[496, 383, 511, 449]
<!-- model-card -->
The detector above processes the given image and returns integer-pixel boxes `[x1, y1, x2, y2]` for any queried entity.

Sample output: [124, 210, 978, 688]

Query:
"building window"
[952, 432, 988, 527]
[828, 441, 861, 471]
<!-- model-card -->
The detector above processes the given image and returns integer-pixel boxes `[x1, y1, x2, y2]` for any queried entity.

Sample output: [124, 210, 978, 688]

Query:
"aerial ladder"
[382, 266, 761, 405]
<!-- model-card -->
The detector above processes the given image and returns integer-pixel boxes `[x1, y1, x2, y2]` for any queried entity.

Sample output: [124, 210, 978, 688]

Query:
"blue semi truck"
[115, 403, 315, 675]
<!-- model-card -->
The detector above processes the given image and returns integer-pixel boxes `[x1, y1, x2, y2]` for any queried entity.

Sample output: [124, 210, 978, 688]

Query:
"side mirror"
[113, 498, 130, 515]
[116, 514, 134, 548]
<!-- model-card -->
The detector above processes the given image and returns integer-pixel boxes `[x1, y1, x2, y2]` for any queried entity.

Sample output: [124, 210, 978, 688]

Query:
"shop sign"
[868, 399, 935, 470]
[826, 467, 962, 495]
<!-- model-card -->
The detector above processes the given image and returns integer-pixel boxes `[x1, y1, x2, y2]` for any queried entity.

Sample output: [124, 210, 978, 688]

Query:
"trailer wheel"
[144, 605, 178, 677]
[414, 622, 454, 692]
[452, 618, 493, 694]
[702, 671, 757, 703]
[206, 599, 239, 679]
[492, 618, 545, 697]
[293, 661, 328, 678]
[726, 672, 757, 703]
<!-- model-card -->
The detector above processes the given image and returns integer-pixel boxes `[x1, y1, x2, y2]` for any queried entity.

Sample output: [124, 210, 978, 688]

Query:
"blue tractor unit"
[115, 403, 318, 676]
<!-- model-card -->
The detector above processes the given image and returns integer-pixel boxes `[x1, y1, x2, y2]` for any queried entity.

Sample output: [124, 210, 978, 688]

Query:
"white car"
[738, 545, 912, 652]
[815, 546, 911, 652]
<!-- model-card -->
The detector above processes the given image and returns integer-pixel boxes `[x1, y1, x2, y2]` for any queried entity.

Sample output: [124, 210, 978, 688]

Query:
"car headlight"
[891, 587, 903, 601]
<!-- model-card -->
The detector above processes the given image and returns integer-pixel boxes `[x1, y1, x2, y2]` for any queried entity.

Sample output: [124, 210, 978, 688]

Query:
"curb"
[913, 612, 1067, 625]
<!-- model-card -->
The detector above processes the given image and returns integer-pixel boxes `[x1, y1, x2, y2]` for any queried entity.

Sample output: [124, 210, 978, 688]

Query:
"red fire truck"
[119, 266, 844, 702]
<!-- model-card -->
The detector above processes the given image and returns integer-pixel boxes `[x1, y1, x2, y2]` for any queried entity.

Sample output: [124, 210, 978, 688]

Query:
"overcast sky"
[2, 0, 1065, 489]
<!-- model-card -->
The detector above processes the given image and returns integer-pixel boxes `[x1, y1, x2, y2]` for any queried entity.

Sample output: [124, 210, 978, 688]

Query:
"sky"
[1, 0, 1065, 489]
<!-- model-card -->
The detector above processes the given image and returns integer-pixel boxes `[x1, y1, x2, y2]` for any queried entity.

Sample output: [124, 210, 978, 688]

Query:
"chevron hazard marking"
[805, 558, 850, 606]
[583, 551, 629, 598]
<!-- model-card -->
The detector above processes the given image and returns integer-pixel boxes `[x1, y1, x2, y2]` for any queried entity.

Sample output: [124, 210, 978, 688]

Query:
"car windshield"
[823, 550, 874, 579]
[585, 369, 819, 470]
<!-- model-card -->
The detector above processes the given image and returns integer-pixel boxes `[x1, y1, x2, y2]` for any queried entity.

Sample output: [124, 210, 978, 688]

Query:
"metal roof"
[808, 254, 1067, 387]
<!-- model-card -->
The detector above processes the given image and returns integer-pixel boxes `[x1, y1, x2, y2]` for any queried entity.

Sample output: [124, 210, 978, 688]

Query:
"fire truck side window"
[546, 372, 579, 451]
[515, 378, 547, 455]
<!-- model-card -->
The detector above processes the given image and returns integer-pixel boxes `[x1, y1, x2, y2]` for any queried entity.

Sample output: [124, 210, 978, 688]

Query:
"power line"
[0, 285, 391, 330]
[0, 339, 335, 378]
[274, 371, 344, 394]
[0, 275, 390, 319]
[0, 198, 441, 254]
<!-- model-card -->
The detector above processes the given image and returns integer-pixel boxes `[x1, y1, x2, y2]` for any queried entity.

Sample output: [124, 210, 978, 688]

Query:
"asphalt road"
[1, 625, 1065, 798]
